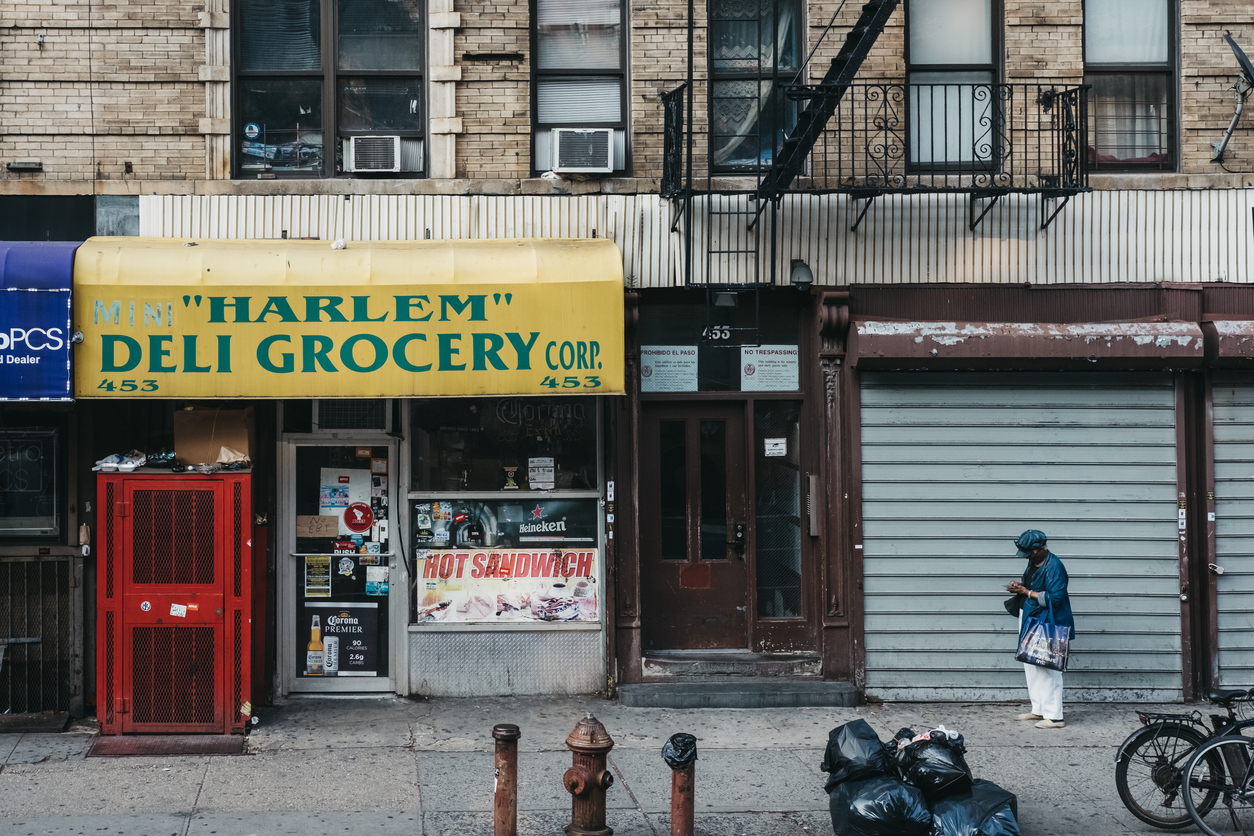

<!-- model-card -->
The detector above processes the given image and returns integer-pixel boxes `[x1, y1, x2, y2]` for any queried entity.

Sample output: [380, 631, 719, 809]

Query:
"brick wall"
[454, 0, 532, 179]
[0, 135, 204, 181]
[629, 0, 699, 181]
[0, 0, 205, 186]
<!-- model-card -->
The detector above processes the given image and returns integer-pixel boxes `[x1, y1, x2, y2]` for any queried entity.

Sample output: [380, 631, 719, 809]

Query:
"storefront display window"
[410, 396, 597, 492]
[0, 426, 64, 540]
[409, 396, 602, 626]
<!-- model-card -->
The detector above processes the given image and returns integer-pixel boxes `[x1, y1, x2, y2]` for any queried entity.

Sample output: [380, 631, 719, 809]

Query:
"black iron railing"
[785, 82, 1090, 196]
[660, 82, 1091, 199]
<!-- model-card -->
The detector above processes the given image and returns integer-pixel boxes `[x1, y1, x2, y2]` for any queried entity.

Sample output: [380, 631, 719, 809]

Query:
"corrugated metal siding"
[860, 372, 1182, 702]
[1211, 375, 1254, 687]
[141, 188, 1254, 288]
[139, 194, 678, 289]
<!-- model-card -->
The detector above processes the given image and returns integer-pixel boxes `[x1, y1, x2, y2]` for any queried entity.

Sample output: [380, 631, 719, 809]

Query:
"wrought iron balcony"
[791, 82, 1089, 198]
[663, 81, 1091, 201]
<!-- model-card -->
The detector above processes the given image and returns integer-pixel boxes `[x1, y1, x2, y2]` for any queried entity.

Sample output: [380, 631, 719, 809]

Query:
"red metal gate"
[97, 473, 251, 734]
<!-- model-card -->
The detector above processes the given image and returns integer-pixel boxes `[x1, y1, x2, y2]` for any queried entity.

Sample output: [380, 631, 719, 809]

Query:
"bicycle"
[1181, 705, 1254, 836]
[1115, 687, 1254, 829]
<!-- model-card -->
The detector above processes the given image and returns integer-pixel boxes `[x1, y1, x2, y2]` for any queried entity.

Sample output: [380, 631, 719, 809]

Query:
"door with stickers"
[282, 442, 397, 693]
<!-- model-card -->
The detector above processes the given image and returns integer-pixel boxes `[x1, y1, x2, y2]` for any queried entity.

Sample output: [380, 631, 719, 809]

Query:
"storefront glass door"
[281, 441, 398, 693]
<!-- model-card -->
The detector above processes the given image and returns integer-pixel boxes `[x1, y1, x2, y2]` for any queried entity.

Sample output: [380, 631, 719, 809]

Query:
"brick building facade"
[1, 0, 1251, 192]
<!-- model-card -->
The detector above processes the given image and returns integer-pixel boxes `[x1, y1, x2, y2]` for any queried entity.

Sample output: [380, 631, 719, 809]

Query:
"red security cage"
[97, 472, 251, 735]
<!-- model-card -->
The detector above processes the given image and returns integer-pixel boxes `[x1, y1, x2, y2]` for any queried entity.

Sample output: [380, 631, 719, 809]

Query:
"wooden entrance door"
[640, 403, 749, 650]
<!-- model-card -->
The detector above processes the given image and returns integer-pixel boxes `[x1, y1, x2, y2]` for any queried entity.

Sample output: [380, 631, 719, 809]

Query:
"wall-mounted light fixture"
[7, 159, 43, 172]
[713, 291, 738, 307]
[790, 259, 814, 291]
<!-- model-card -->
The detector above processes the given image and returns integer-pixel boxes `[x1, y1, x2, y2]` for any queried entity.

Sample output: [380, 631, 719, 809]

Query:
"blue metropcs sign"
[0, 242, 76, 401]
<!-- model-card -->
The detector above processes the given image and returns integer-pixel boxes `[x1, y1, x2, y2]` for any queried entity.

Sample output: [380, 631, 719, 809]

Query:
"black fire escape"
[662, 0, 1091, 287]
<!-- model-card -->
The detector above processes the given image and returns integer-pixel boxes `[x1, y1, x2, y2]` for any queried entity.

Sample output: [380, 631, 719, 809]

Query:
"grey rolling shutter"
[1211, 375, 1254, 687]
[860, 372, 1182, 701]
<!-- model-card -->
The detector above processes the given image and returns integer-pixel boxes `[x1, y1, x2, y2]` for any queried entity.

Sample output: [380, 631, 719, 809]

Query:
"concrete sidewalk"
[0, 696, 1192, 836]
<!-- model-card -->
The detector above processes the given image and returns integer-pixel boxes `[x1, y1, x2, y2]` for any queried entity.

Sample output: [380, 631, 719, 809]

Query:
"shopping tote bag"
[1015, 607, 1069, 672]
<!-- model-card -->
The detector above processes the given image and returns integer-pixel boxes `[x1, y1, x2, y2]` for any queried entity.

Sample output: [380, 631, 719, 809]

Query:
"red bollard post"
[670, 762, 694, 836]
[493, 723, 521, 836]
[662, 733, 697, 836]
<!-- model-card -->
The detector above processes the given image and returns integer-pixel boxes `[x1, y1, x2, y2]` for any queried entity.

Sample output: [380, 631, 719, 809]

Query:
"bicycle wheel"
[1183, 735, 1254, 836]
[1117, 723, 1220, 829]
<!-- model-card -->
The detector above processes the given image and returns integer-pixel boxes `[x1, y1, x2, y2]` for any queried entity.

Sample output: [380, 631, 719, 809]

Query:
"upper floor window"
[532, 0, 627, 174]
[1085, 0, 1175, 170]
[234, 0, 425, 177]
[906, 0, 998, 167]
[709, 0, 802, 171]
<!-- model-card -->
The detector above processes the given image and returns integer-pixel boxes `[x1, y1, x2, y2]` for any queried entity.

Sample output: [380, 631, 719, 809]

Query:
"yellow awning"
[73, 237, 625, 399]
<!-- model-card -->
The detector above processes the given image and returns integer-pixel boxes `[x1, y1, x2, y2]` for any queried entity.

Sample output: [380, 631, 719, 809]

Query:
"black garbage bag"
[897, 731, 974, 801]
[661, 733, 697, 769]
[931, 779, 1021, 836]
[821, 719, 894, 791]
[891, 728, 917, 749]
[829, 775, 932, 836]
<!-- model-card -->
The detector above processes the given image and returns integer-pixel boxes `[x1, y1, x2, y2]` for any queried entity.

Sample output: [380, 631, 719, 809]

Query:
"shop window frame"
[1082, 0, 1178, 172]
[0, 412, 72, 546]
[406, 396, 602, 496]
[403, 398, 606, 629]
[529, 0, 630, 175]
[230, 0, 427, 179]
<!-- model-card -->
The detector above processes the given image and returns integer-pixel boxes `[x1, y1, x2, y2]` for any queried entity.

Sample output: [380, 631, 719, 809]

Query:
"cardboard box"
[174, 407, 255, 466]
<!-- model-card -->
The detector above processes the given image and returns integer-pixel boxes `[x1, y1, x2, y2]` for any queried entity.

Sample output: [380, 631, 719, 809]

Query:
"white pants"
[1024, 661, 1064, 720]
[1019, 610, 1064, 720]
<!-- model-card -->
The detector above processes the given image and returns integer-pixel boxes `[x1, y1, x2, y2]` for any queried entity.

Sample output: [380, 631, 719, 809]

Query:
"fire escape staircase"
[661, 0, 1088, 288]
[756, 0, 900, 202]
[664, 0, 900, 288]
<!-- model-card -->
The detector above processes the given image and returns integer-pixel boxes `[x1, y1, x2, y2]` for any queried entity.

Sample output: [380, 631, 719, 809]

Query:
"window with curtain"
[906, 0, 997, 167]
[235, 0, 424, 177]
[709, 0, 801, 171]
[533, 0, 626, 171]
[1085, 0, 1173, 170]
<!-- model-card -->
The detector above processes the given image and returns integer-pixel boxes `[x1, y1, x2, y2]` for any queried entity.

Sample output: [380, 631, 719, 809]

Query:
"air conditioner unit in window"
[551, 128, 614, 174]
[344, 136, 401, 172]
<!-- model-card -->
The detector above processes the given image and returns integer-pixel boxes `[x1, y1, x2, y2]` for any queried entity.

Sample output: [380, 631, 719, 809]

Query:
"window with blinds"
[532, 0, 626, 172]
[234, 0, 425, 178]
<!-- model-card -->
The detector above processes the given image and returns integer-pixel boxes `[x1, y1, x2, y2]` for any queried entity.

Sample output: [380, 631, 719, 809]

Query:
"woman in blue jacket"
[1005, 529, 1075, 729]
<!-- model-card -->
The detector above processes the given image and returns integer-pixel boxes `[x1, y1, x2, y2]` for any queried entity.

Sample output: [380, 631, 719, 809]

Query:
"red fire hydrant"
[563, 713, 615, 836]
